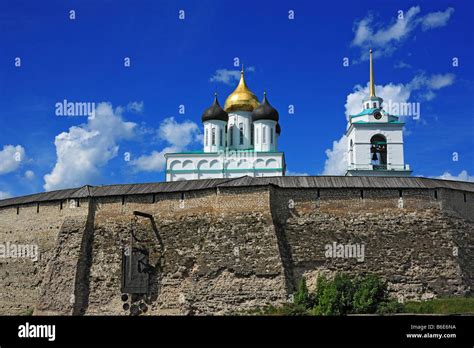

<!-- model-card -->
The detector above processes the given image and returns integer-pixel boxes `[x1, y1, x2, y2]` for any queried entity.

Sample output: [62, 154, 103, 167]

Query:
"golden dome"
[224, 67, 260, 112]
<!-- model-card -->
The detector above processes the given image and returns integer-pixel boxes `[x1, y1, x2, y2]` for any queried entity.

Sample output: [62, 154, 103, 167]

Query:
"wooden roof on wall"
[1, 176, 473, 208]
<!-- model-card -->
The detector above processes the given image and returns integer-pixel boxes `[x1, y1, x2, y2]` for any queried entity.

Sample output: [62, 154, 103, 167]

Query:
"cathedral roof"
[202, 94, 229, 123]
[224, 66, 260, 112]
[252, 92, 279, 122]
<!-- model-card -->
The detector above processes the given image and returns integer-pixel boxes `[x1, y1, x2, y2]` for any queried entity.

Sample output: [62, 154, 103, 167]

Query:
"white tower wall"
[227, 111, 252, 150]
[203, 120, 227, 153]
[253, 120, 277, 152]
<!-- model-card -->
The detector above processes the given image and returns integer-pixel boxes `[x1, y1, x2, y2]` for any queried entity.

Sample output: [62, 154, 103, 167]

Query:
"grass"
[241, 297, 474, 316]
[402, 297, 474, 314]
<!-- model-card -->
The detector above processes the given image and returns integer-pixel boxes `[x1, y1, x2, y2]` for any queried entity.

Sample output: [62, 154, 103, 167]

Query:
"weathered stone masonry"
[0, 177, 472, 315]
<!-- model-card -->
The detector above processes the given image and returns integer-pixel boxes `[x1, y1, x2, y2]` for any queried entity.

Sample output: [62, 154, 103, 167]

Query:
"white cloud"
[43, 102, 136, 191]
[324, 71, 454, 175]
[435, 170, 474, 182]
[352, 6, 454, 60]
[126, 101, 144, 113]
[421, 7, 455, 31]
[0, 145, 26, 175]
[322, 135, 348, 175]
[24, 170, 35, 180]
[130, 117, 200, 172]
[210, 69, 241, 85]
[394, 61, 411, 69]
[0, 191, 12, 199]
[286, 170, 309, 176]
[345, 72, 454, 120]
[209, 66, 255, 85]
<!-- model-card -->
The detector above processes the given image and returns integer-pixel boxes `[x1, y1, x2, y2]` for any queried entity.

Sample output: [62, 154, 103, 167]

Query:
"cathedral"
[345, 49, 411, 176]
[165, 67, 285, 181]
[165, 50, 411, 181]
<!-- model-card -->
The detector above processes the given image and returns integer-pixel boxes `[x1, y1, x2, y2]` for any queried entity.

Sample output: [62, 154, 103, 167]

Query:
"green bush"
[376, 300, 404, 314]
[249, 273, 404, 316]
[294, 278, 313, 309]
[352, 274, 388, 314]
[312, 273, 355, 315]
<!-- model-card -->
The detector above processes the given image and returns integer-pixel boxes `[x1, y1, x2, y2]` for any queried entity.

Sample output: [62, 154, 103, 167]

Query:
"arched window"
[270, 127, 274, 144]
[239, 123, 244, 145]
[373, 102, 376, 108]
[211, 128, 216, 146]
[251, 124, 254, 145]
[219, 129, 223, 146]
[370, 134, 387, 169]
[230, 126, 233, 145]
[262, 126, 266, 144]
[256, 126, 259, 144]
[205, 128, 208, 146]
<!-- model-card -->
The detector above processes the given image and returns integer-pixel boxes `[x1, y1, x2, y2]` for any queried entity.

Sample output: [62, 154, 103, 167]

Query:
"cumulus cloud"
[43, 102, 136, 191]
[435, 170, 474, 182]
[322, 135, 348, 175]
[0, 145, 26, 175]
[0, 191, 12, 199]
[323, 72, 454, 175]
[352, 6, 454, 60]
[24, 170, 35, 180]
[130, 117, 201, 172]
[344, 72, 454, 120]
[209, 66, 255, 85]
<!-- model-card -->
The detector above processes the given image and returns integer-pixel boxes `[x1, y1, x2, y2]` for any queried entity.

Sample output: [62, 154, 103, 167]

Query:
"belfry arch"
[370, 134, 387, 168]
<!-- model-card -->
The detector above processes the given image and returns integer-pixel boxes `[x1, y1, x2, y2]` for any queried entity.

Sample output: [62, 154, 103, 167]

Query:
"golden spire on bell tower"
[369, 49, 376, 97]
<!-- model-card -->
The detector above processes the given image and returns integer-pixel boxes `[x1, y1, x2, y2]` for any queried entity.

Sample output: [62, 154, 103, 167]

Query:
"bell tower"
[345, 49, 411, 177]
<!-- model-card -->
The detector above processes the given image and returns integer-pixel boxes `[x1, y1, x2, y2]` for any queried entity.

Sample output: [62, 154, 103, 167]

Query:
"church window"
[239, 123, 244, 145]
[205, 129, 208, 146]
[230, 126, 233, 145]
[262, 126, 266, 144]
[212, 128, 216, 146]
[373, 102, 376, 108]
[256, 127, 259, 144]
[219, 129, 223, 146]
[251, 124, 254, 145]
[270, 127, 273, 144]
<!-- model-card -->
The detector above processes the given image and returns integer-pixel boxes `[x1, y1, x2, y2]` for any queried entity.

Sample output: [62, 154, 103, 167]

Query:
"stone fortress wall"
[0, 176, 472, 315]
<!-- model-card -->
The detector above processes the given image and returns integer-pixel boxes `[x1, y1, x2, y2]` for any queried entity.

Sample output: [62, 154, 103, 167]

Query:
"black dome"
[252, 92, 279, 122]
[202, 94, 229, 123]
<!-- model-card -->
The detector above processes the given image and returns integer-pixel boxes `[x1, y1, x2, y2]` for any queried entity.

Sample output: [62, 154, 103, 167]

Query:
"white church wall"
[227, 111, 253, 150]
[165, 152, 284, 181]
[204, 120, 227, 153]
[253, 120, 277, 152]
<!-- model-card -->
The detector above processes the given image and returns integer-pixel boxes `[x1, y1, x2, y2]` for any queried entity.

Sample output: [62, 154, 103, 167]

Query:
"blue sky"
[0, 0, 473, 197]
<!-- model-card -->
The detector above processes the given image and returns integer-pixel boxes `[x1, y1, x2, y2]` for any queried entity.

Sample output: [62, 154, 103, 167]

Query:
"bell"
[372, 152, 378, 161]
